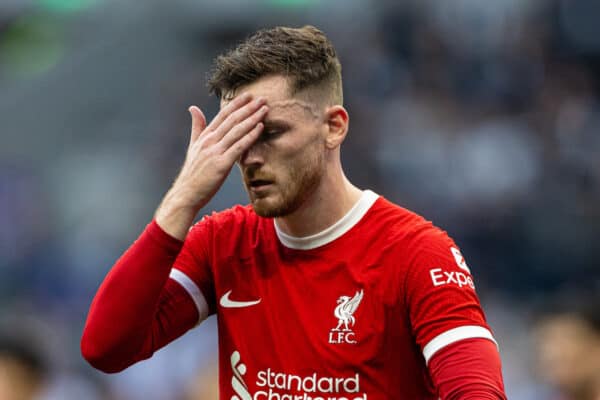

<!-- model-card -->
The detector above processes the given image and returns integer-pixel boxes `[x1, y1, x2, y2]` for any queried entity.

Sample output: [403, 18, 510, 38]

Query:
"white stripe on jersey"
[169, 269, 209, 324]
[423, 325, 498, 364]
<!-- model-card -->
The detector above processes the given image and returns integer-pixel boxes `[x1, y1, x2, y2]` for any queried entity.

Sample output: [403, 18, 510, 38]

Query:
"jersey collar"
[274, 190, 379, 250]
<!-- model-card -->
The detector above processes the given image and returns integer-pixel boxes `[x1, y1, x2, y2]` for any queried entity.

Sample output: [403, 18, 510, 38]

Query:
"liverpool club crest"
[328, 289, 363, 344]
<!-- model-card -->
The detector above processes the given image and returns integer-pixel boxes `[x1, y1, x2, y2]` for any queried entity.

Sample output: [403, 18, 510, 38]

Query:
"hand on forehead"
[220, 75, 322, 120]
[222, 95, 321, 121]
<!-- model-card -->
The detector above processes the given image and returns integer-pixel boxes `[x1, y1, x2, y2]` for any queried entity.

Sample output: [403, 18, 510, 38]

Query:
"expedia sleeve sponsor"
[428, 246, 476, 290]
[429, 267, 475, 289]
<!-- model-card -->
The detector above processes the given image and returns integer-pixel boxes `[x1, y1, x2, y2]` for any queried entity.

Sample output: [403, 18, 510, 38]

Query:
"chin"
[251, 199, 288, 218]
[247, 175, 319, 218]
[250, 193, 300, 218]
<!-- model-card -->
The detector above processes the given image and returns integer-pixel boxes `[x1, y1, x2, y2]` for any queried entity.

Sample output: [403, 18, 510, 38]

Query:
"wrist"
[155, 190, 201, 240]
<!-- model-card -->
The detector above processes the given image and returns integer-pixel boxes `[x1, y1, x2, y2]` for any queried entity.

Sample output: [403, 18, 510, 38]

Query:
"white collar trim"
[274, 190, 379, 250]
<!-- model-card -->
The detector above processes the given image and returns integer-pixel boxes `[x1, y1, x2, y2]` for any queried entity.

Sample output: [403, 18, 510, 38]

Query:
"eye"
[261, 125, 287, 140]
[264, 129, 282, 136]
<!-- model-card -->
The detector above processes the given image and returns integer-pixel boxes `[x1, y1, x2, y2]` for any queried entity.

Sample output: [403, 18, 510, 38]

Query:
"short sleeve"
[403, 225, 498, 364]
[168, 216, 217, 323]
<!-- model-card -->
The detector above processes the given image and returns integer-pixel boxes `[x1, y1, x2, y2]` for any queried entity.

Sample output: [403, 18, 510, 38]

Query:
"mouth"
[248, 179, 274, 192]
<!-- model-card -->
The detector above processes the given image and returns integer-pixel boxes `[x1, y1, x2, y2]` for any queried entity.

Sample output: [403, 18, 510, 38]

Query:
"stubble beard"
[249, 152, 324, 218]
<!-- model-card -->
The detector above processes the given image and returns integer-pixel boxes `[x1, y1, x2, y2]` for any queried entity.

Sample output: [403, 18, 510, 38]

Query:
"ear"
[324, 105, 349, 149]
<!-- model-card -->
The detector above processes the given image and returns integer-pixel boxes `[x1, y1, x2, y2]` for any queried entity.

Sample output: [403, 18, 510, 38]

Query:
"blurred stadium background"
[1, 0, 599, 399]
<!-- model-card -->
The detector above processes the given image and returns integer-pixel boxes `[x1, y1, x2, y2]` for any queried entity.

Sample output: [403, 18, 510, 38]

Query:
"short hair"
[208, 25, 343, 106]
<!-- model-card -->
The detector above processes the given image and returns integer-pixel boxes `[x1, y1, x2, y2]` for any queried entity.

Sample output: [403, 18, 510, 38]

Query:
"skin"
[237, 98, 326, 218]
[0, 356, 42, 400]
[155, 74, 361, 240]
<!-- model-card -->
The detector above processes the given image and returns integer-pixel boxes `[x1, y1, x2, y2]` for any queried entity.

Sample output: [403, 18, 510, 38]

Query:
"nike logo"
[220, 290, 261, 308]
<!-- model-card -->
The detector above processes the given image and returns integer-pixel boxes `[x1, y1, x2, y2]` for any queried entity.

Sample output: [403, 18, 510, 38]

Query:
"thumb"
[188, 105, 207, 143]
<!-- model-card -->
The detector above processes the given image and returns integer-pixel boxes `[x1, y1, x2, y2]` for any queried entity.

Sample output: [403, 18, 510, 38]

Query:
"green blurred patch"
[0, 14, 66, 80]
[37, 0, 97, 14]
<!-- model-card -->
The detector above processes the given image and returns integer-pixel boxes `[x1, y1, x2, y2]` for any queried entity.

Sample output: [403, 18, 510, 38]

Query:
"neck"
[275, 167, 362, 237]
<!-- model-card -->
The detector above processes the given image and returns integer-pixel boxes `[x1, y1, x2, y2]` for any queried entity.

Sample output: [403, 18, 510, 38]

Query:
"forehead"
[220, 75, 319, 119]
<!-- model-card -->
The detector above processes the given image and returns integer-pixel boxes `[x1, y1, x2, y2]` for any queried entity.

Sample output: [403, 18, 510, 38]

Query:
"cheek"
[269, 130, 325, 179]
[288, 148, 324, 186]
[283, 147, 317, 172]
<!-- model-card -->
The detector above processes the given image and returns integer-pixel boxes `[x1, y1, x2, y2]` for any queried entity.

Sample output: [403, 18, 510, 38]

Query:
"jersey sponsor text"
[429, 268, 475, 289]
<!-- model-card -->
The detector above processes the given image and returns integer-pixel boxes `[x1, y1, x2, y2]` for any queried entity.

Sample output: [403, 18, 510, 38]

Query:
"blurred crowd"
[0, 0, 599, 399]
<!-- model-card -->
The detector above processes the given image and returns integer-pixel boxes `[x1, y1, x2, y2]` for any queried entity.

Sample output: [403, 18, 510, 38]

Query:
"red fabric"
[402, 222, 490, 353]
[429, 338, 507, 400]
[171, 199, 499, 399]
[81, 197, 507, 399]
[80, 220, 199, 373]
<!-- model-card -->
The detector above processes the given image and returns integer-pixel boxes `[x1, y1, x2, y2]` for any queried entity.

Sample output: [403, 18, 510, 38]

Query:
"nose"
[239, 140, 265, 167]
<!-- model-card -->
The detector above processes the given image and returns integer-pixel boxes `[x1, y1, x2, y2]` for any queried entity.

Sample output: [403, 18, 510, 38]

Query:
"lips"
[248, 179, 273, 192]
[245, 170, 275, 193]
[249, 179, 273, 188]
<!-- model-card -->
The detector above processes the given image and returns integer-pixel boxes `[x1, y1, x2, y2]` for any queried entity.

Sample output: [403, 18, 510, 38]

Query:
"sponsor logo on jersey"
[429, 247, 475, 290]
[220, 290, 262, 308]
[429, 268, 475, 289]
[328, 290, 363, 345]
[230, 351, 368, 400]
[231, 350, 252, 400]
[450, 247, 471, 273]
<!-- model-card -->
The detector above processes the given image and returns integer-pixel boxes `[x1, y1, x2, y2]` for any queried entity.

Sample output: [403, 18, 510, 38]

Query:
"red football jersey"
[169, 190, 497, 400]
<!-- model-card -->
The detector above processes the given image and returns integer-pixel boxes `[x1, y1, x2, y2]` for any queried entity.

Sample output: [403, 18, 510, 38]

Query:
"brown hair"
[208, 25, 343, 106]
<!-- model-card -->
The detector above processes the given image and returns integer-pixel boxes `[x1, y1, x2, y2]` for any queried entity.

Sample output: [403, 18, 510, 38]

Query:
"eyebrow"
[262, 117, 290, 127]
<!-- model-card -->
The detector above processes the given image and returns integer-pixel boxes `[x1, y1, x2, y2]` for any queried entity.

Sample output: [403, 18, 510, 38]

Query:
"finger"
[222, 122, 263, 162]
[188, 106, 207, 143]
[210, 98, 266, 143]
[206, 92, 253, 132]
[218, 105, 268, 152]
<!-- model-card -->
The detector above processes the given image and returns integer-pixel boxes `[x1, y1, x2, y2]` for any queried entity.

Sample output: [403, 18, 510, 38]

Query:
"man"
[81, 26, 506, 399]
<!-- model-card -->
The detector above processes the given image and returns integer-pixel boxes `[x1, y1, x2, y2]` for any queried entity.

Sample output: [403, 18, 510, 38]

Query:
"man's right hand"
[155, 93, 268, 240]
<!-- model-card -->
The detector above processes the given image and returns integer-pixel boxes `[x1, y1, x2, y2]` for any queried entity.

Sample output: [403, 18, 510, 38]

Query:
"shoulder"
[200, 204, 256, 225]
[374, 201, 475, 293]
[368, 197, 463, 273]
[188, 204, 262, 239]
[368, 196, 449, 247]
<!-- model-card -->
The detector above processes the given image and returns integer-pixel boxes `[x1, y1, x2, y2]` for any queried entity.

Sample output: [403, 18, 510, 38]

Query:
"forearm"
[429, 338, 507, 400]
[81, 221, 189, 372]
[81, 95, 265, 372]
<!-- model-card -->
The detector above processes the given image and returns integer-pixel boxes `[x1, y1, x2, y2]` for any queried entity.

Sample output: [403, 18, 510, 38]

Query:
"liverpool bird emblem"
[332, 290, 364, 331]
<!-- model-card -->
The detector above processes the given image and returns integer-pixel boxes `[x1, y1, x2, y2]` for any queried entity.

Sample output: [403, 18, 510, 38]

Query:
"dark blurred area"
[0, 0, 598, 399]
[532, 292, 600, 400]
